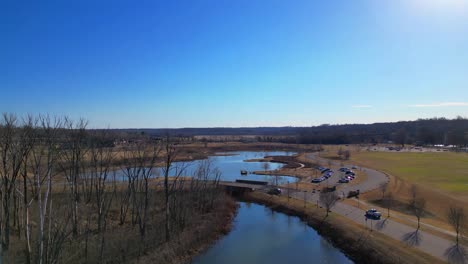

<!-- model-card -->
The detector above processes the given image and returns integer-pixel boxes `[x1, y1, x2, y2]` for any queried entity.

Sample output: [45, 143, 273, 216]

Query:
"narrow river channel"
[192, 202, 353, 264]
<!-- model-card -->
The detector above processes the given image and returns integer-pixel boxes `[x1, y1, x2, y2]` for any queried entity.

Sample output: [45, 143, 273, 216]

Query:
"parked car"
[365, 209, 382, 220]
[339, 178, 349, 183]
[339, 167, 349, 172]
[268, 188, 282, 195]
[311, 178, 322, 183]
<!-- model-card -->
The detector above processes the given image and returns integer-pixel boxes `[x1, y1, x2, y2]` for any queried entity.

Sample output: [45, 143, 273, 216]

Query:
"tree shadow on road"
[444, 245, 468, 264]
[375, 218, 388, 230]
[402, 230, 422, 246]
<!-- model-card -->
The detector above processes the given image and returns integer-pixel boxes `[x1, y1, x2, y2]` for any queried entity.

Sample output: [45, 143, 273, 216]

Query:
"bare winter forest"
[0, 114, 234, 264]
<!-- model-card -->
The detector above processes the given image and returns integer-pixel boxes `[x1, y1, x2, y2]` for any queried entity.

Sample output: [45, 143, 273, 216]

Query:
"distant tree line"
[111, 117, 468, 147]
[295, 117, 468, 146]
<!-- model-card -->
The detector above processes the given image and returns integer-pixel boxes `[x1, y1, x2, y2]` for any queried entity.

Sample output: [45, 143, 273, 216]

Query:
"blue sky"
[1, 0, 468, 128]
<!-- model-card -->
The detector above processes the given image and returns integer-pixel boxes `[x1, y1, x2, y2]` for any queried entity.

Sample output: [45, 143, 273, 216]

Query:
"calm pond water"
[113, 151, 298, 184]
[192, 202, 353, 264]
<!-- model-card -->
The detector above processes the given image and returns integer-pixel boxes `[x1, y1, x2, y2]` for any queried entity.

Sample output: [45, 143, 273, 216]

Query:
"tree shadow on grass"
[402, 230, 422, 247]
[445, 245, 468, 264]
[375, 218, 389, 231]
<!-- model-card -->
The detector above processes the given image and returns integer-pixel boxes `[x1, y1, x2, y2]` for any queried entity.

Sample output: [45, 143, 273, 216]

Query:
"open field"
[351, 151, 468, 194]
[318, 145, 468, 228]
[348, 151, 468, 220]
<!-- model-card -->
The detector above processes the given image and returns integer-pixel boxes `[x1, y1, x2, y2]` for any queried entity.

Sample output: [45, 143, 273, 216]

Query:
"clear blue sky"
[2, 0, 468, 128]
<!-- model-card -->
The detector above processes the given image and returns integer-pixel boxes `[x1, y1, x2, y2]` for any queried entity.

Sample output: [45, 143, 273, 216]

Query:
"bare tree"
[59, 118, 88, 236]
[120, 139, 160, 239]
[319, 191, 338, 217]
[337, 147, 343, 159]
[447, 207, 465, 248]
[380, 182, 388, 200]
[162, 135, 177, 242]
[343, 150, 351, 160]
[88, 130, 115, 233]
[0, 114, 35, 262]
[409, 185, 426, 230]
[384, 192, 393, 218]
[28, 115, 62, 263]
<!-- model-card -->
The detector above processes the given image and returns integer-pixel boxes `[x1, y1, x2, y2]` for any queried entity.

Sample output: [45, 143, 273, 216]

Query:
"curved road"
[306, 153, 389, 194]
[285, 153, 465, 263]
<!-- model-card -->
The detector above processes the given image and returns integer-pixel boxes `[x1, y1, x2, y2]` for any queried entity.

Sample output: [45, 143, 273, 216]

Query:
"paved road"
[285, 153, 465, 263]
[306, 153, 389, 194]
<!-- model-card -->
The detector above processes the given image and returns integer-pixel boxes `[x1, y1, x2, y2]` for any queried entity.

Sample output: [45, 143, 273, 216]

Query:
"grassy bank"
[242, 192, 444, 264]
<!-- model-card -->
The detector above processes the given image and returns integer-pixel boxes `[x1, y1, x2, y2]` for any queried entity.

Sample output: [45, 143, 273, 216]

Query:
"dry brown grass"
[9, 186, 236, 264]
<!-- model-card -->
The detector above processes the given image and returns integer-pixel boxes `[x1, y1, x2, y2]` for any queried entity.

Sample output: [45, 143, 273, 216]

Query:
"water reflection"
[192, 202, 353, 264]
[112, 151, 298, 184]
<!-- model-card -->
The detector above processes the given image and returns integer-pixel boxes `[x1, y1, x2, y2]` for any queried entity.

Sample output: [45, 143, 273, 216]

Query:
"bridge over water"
[219, 179, 270, 194]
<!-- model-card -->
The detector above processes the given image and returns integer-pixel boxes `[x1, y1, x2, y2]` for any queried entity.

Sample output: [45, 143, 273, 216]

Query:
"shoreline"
[132, 195, 238, 264]
[179, 198, 238, 264]
[239, 192, 444, 264]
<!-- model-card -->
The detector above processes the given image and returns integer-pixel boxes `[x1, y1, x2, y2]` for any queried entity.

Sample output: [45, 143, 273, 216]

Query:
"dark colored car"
[268, 188, 282, 195]
[365, 209, 382, 220]
[312, 178, 324, 183]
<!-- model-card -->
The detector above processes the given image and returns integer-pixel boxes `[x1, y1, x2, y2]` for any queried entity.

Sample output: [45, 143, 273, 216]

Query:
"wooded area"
[112, 117, 468, 147]
[0, 114, 232, 263]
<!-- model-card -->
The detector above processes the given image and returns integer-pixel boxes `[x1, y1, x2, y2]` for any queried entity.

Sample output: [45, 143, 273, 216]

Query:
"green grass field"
[352, 151, 468, 194]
